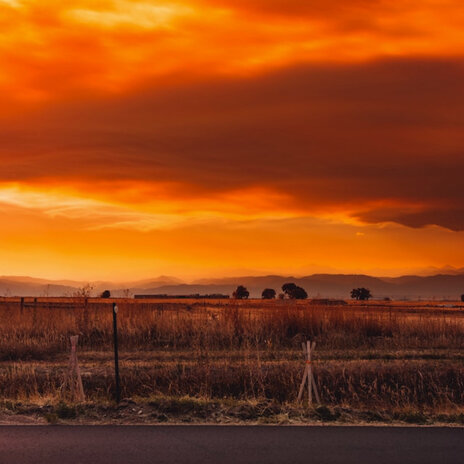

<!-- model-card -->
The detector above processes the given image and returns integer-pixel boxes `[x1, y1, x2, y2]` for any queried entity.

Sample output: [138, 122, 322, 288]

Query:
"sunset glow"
[1, 0, 464, 280]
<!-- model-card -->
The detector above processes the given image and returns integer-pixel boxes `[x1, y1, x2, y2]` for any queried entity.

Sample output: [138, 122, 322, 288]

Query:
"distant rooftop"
[134, 294, 230, 299]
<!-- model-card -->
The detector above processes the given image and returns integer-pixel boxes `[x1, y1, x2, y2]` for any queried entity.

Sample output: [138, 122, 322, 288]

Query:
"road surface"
[0, 426, 463, 464]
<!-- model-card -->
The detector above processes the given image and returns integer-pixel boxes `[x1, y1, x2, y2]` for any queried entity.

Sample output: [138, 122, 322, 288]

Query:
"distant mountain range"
[1, 273, 464, 300]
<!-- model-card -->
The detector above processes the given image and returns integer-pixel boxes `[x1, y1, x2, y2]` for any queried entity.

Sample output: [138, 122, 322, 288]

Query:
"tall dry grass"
[1, 359, 463, 409]
[0, 299, 463, 360]
[1, 298, 464, 410]
[0, 298, 463, 360]
[0, 301, 464, 360]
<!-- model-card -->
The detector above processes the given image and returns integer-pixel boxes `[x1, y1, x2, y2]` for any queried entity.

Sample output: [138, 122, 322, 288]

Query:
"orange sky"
[1, 0, 464, 280]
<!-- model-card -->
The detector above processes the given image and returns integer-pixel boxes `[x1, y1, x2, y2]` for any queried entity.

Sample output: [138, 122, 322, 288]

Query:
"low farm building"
[134, 294, 230, 299]
[310, 299, 348, 305]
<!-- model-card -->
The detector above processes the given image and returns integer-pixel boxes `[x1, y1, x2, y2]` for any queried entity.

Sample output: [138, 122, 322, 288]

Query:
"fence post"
[61, 335, 85, 402]
[112, 302, 121, 403]
[297, 340, 320, 406]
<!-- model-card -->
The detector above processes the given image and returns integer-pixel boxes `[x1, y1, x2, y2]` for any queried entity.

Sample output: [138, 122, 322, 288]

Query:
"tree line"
[232, 284, 373, 300]
[95, 288, 464, 302]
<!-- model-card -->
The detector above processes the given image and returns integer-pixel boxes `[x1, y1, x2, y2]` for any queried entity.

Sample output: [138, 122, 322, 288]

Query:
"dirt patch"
[2, 398, 464, 426]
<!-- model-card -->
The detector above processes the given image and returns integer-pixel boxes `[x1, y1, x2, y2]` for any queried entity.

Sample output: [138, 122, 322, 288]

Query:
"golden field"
[0, 297, 463, 424]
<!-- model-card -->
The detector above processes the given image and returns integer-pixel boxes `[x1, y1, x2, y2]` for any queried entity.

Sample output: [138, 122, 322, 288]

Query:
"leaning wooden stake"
[61, 335, 85, 402]
[297, 340, 320, 405]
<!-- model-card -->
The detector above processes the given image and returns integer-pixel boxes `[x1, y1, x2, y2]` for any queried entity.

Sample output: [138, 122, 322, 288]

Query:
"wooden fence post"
[61, 335, 85, 402]
[297, 340, 320, 406]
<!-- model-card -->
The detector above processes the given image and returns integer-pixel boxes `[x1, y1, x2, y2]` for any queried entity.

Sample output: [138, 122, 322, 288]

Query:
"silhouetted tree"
[292, 287, 308, 299]
[461, 294, 464, 303]
[233, 285, 249, 299]
[100, 290, 111, 298]
[351, 288, 372, 301]
[72, 283, 94, 298]
[282, 283, 308, 299]
[282, 283, 297, 294]
[262, 288, 276, 299]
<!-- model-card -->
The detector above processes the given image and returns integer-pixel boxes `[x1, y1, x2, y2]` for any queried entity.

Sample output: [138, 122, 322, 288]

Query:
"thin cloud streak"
[0, 186, 185, 231]
[0, 185, 311, 231]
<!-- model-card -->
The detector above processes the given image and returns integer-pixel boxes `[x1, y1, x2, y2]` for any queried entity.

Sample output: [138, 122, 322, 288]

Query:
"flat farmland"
[0, 298, 463, 425]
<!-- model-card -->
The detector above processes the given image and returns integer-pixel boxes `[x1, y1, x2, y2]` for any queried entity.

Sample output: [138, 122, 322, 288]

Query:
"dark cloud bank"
[2, 57, 464, 229]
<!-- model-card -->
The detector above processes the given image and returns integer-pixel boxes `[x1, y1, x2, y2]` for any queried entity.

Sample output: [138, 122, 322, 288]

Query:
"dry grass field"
[0, 297, 464, 424]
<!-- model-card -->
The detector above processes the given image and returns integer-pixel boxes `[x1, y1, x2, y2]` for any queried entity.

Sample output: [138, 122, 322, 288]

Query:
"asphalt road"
[0, 426, 463, 464]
